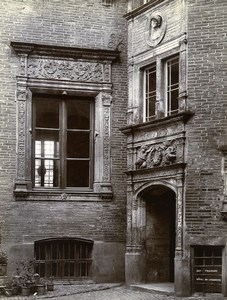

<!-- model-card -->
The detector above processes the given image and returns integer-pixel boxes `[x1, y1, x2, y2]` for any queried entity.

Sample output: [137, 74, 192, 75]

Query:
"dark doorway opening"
[143, 185, 176, 283]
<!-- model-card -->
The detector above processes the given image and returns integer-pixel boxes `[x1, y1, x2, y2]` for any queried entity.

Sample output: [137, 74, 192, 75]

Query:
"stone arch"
[135, 180, 177, 199]
[139, 184, 176, 282]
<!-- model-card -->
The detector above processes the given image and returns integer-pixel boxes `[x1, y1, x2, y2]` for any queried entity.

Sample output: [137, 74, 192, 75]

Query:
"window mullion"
[61, 100, 66, 189]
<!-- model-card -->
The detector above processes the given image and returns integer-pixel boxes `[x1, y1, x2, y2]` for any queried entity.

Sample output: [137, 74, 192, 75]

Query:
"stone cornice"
[121, 111, 194, 135]
[11, 41, 120, 62]
[125, 163, 187, 176]
[124, 0, 164, 20]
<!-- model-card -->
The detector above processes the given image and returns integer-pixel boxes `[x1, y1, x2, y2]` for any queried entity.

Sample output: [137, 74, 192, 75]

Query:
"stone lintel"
[11, 41, 120, 62]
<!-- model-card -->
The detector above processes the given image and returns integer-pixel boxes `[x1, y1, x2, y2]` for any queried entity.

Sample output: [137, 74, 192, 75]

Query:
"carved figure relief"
[135, 140, 177, 169]
[27, 59, 107, 82]
[145, 13, 167, 47]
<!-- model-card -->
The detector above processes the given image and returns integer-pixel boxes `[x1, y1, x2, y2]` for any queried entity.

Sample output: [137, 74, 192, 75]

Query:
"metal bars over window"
[34, 239, 93, 279]
[33, 94, 94, 189]
[193, 246, 222, 293]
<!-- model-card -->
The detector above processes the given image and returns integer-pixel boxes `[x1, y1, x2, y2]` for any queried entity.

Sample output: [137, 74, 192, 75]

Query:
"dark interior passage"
[143, 185, 176, 283]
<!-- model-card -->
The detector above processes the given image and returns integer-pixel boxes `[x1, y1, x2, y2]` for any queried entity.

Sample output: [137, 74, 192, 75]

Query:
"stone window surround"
[127, 39, 188, 125]
[11, 41, 119, 202]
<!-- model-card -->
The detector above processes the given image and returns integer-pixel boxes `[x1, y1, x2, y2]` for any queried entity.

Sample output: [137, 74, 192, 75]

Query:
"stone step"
[129, 283, 174, 296]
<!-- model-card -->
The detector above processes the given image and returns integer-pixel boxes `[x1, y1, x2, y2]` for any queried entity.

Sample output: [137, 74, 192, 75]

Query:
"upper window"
[144, 63, 156, 122]
[143, 54, 179, 122]
[33, 94, 93, 189]
[128, 0, 150, 11]
[165, 55, 179, 117]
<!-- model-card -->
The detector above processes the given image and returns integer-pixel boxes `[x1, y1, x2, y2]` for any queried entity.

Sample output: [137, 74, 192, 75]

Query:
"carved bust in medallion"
[145, 13, 167, 47]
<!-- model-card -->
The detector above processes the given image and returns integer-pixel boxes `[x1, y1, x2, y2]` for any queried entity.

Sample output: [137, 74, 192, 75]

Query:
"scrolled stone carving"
[135, 140, 177, 169]
[27, 59, 106, 82]
[145, 13, 167, 47]
[108, 32, 124, 51]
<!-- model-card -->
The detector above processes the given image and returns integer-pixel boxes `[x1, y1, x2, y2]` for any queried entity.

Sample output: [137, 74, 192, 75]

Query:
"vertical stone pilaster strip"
[16, 82, 27, 181]
[176, 184, 184, 256]
[102, 93, 112, 183]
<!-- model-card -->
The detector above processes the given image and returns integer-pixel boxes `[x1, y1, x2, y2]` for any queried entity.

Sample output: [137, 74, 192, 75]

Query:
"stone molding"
[11, 41, 119, 61]
[11, 41, 118, 201]
[125, 164, 186, 255]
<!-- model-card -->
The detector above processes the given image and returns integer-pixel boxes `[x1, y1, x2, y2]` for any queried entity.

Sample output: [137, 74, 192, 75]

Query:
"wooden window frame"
[164, 55, 179, 117]
[142, 53, 180, 122]
[143, 63, 156, 122]
[32, 94, 94, 190]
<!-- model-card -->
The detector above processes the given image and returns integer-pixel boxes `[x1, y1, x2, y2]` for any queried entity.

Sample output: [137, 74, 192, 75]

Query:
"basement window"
[192, 246, 222, 293]
[34, 239, 93, 279]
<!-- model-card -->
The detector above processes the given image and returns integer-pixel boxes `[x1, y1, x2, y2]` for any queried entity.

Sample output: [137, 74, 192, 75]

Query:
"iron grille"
[34, 239, 93, 279]
[193, 246, 222, 293]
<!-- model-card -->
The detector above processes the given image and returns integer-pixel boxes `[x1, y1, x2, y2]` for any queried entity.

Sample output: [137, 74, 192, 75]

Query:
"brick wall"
[186, 0, 227, 238]
[0, 0, 128, 281]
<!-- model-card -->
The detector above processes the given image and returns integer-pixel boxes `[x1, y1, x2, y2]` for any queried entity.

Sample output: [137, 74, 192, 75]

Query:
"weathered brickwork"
[0, 0, 127, 282]
[124, 0, 227, 296]
[186, 0, 227, 236]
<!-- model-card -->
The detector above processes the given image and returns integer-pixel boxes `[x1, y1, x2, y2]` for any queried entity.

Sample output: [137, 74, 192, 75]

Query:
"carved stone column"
[125, 192, 146, 284]
[93, 92, 112, 193]
[179, 36, 188, 112]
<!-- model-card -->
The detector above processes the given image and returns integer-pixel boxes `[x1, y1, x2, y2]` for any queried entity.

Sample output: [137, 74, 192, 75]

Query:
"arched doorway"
[142, 185, 176, 283]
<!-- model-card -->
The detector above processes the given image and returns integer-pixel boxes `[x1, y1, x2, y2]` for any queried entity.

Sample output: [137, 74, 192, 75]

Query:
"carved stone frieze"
[27, 58, 109, 82]
[135, 140, 177, 169]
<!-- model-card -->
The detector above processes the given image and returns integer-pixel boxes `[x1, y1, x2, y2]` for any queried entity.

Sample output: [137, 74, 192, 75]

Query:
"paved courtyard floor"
[0, 283, 226, 300]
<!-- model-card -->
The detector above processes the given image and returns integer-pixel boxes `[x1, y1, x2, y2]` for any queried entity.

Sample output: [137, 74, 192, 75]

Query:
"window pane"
[170, 59, 179, 85]
[36, 99, 59, 128]
[145, 64, 156, 121]
[166, 55, 179, 115]
[67, 131, 90, 158]
[35, 158, 60, 187]
[67, 100, 90, 129]
[35, 130, 59, 158]
[67, 160, 90, 187]
[34, 136, 60, 187]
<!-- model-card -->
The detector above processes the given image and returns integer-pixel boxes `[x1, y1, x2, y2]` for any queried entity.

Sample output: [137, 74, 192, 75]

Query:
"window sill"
[14, 188, 113, 202]
[121, 111, 194, 135]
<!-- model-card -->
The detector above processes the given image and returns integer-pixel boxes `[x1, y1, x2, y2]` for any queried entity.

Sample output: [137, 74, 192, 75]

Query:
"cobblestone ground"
[54, 286, 226, 300]
[0, 284, 226, 300]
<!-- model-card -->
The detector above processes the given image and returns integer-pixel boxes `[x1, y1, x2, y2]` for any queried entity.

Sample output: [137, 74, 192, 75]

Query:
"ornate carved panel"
[135, 139, 179, 169]
[27, 58, 110, 83]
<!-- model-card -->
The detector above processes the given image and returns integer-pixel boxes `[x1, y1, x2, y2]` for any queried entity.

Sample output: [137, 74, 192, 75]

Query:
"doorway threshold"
[129, 282, 174, 295]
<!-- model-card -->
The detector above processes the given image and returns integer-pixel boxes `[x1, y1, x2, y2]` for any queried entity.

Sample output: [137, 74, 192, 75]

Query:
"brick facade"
[0, 0, 128, 283]
[124, 0, 227, 296]
[0, 0, 226, 296]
